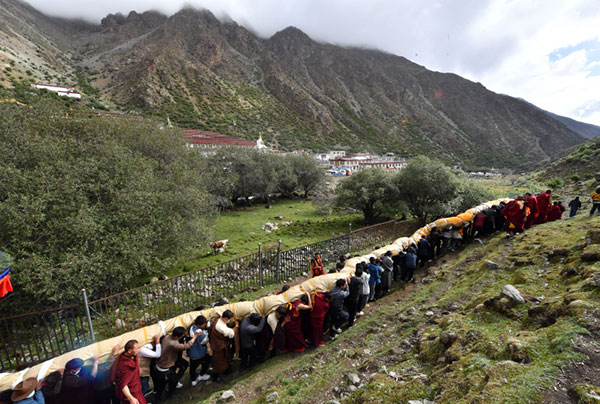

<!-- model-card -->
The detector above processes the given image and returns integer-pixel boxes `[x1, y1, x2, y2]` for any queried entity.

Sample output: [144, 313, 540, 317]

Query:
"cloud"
[23, 0, 600, 125]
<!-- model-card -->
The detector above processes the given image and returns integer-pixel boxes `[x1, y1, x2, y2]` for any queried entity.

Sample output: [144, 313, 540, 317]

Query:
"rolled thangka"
[0, 197, 515, 392]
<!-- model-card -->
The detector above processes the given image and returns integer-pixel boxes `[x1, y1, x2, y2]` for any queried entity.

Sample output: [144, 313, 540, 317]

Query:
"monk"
[309, 292, 331, 347]
[547, 202, 563, 222]
[310, 253, 324, 277]
[524, 192, 538, 229]
[501, 197, 526, 237]
[284, 293, 312, 352]
[535, 190, 552, 224]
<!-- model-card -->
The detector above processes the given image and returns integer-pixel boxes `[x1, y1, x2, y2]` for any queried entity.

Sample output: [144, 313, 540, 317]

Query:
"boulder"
[484, 260, 499, 269]
[221, 390, 235, 401]
[587, 229, 600, 245]
[582, 244, 600, 261]
[501, 285, 525, 304]
[439, 331, 459, 347]
[347, 373, 360, 385]
[266, 391, 280, 402]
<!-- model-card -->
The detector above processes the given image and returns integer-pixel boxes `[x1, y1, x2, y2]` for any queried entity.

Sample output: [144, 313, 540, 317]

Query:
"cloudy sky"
[27, 0, 600, 125]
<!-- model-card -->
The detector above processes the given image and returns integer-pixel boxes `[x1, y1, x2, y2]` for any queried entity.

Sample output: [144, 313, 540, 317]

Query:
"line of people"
[7, 189, 592, 404]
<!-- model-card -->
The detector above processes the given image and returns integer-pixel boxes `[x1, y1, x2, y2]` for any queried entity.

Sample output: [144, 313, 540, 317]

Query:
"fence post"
[259, 243, 264, 287]
[347, 223, 352, 253]
[276, 240, 282, 281]
[81, 288, 95, 342]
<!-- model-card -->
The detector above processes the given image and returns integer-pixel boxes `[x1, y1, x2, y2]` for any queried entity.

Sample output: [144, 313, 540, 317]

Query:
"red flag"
[0, 268, 13, 298]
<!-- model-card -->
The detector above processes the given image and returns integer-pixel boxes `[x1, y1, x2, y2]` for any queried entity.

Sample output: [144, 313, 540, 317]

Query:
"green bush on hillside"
[546, 177, 564, 189]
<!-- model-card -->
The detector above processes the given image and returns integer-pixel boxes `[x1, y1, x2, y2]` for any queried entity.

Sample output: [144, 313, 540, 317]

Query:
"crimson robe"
[535, 193, 551, 224]
[309, 293, 330, 347]
[524, 196, 538, 229]
[547, 205, 562, 221]
[502, 200, 525, 232]
[114, 354, 146, 404]
[284, 300, 307, 351]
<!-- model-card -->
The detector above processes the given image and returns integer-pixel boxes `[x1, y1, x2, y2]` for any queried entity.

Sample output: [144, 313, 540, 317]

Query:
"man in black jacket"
[345, 269, 363, 327]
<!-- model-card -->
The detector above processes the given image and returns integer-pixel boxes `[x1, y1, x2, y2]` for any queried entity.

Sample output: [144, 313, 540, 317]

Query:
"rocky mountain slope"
[164, 215, 600, 404]
[0, 1, 587, 168]
[538, 136, 600, 182]
[520, 98, 600, 140]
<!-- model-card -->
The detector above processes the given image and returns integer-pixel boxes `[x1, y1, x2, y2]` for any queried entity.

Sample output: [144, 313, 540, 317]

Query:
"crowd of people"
[3, 189, 599, 404]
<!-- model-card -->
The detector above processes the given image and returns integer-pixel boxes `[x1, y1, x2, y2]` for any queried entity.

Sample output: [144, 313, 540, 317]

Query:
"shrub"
[546, 177, 564, 189]
[584, 173, 594, 180]
[570, 175, 580, 182]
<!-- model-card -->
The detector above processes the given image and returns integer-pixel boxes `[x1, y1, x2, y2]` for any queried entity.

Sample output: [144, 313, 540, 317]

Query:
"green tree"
[392, 156, 459, 222]
[335, 168, 396, 224]
[0, 99, 214, 308]
[290, 155, 325, 197]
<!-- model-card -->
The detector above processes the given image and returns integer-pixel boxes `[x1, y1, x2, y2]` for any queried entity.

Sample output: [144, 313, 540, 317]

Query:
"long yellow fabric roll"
[0, 198, 511, 391]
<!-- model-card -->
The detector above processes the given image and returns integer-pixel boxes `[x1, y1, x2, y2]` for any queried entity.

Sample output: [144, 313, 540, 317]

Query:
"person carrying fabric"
[154, 326, 201, 399]
[209, 310, 237, 383]
[329, 278, 350, 334]
[357, 262, 370, 314]
[60, 356, 100, 404]
[345, 269, 363, 326]
[403, 246, 417, 282]
[138, 334, 161, 396]
[367, 257, 381, 302]
[11, 378, 44, 404]
[535, 190, 552, 224]
[309, 291, 331, 347]
[239, 313, 266, 369]
[284, 293, 312, 352]
[113, 340, 146, 404]
[524, 192, 538, 229]
[188, 316, 211, 386]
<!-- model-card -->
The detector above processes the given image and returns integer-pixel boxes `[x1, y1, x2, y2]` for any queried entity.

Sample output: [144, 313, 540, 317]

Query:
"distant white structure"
[327, 152, 407, 173]
[32, 83, 82, 99]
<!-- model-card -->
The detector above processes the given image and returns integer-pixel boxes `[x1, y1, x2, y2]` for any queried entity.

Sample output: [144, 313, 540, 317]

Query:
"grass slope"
[168, 215, 600, 404]
[174, 199, 362, 275]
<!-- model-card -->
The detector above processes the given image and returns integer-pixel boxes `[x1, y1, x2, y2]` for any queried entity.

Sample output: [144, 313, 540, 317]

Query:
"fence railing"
[0, 219, 417, 371]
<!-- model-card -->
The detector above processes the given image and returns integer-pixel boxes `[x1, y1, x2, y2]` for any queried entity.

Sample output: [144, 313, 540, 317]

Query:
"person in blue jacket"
[368, 257, 382, 302]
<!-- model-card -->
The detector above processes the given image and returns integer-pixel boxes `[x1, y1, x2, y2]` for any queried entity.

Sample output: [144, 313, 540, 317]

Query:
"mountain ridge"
[0, 1, 587, 168]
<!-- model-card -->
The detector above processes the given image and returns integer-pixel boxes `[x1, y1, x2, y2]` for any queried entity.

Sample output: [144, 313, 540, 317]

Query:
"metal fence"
[0, 219, 417, 371]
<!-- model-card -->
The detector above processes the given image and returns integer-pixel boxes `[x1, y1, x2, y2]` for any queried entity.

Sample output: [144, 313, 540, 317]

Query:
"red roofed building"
[184, 130, 257, 149]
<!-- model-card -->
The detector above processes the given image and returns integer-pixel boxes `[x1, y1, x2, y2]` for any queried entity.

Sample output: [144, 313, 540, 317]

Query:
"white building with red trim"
[32, 83, 82, 99]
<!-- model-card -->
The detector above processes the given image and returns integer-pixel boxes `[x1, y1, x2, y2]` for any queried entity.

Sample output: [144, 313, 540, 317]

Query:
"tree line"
[335, 156, 492, 224]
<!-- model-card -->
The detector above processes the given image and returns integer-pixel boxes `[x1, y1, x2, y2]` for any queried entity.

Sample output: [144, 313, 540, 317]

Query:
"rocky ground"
[165, 214, 600, 404]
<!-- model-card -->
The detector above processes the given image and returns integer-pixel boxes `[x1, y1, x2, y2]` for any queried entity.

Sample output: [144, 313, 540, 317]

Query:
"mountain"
[0, 1, 587, 168]
[519, 98, 600, 140]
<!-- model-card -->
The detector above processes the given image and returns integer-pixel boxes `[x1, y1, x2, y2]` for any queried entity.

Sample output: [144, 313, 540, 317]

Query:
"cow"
[211, 239, 229, 254]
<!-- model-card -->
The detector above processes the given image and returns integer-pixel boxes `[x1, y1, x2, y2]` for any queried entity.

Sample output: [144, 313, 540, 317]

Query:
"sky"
[26, 0, 600, 126]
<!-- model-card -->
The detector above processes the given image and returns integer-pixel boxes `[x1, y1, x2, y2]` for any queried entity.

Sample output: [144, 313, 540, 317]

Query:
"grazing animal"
[211, 239, 229, 254]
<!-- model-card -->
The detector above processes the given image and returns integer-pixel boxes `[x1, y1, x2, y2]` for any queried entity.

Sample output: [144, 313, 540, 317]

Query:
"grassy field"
[173, 199, 363, 275]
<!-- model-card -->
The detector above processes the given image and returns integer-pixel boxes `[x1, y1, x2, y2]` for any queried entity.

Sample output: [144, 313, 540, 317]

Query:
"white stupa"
[256, 134, 267, 150]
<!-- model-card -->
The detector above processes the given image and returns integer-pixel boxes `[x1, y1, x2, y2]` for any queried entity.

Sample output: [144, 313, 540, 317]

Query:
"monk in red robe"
[284, 293, 312, 352]
[535, 190, 552, 224]
[309, 292, 330, 347]
[524, 192, 538, 229]
[501, 197, 526, 236]
[547, 202, 563, 221]
[310, 253, 324, 277]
